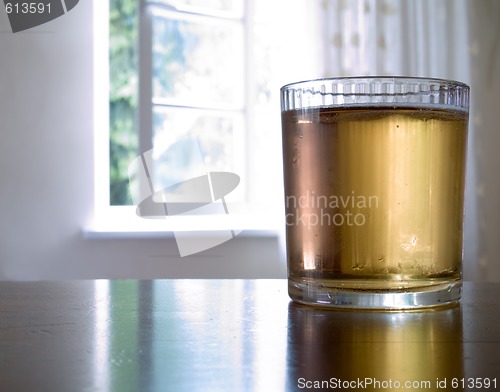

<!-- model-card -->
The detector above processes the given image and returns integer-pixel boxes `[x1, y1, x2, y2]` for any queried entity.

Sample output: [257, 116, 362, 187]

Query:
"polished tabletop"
[0, 280, 498, 391]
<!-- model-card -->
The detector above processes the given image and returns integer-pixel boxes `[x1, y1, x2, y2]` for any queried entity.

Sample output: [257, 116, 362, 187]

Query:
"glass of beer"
[280, 77, 470, 310]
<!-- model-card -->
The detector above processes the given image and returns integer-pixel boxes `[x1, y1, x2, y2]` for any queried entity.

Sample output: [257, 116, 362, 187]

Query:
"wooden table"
[0, 280, 498, 391]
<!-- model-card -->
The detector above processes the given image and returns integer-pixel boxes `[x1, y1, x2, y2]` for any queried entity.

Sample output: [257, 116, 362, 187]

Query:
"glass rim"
[280, 76, 470, 112]
[280, 76, 470, 92]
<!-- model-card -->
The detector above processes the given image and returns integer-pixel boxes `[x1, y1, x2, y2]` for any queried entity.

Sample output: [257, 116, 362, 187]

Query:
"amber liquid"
[282, 107, 468, 290]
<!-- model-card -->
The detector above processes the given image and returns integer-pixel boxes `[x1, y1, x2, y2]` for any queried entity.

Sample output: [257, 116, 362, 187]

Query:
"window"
[136, 0, 246, 205]
[92, 0, 323, 232]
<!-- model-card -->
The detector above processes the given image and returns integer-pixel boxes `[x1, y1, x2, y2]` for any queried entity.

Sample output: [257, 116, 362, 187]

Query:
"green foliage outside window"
[109, 0, 206, 205]
[109, 0, 138, 205]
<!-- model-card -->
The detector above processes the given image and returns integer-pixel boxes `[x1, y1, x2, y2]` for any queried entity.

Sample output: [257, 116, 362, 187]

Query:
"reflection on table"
[287, 303, 464, 391]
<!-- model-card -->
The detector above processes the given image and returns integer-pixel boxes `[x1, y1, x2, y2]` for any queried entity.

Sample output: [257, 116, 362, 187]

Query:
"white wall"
[0, 2, 285, 280]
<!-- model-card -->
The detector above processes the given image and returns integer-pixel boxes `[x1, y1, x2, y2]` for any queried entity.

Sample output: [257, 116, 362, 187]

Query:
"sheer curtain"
[320, 0, 469, 79]
[467, 1, 500, 282]
[318, 0, 489, 281]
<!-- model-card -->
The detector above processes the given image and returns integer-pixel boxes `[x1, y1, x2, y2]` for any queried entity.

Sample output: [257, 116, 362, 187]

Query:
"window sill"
[83, 205, 284, 239]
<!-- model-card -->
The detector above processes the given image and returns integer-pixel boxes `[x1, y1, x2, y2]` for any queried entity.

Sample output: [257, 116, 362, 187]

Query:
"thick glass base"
[288, 278, 462, 310]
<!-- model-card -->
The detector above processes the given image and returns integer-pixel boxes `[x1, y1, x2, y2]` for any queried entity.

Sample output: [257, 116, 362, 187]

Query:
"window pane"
[149, 0, 243, 16]
[253, 0, 282, 24]
[152, 12, 244, 108]
[151, 106, 244, 200]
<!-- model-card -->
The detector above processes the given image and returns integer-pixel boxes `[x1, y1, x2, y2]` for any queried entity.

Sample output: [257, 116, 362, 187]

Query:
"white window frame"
[90, 0, 280, 238]
[88, 0, 286, 237]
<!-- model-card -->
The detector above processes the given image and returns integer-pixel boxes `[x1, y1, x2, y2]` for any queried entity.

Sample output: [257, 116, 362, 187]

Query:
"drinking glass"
[281, 77, 469, 309]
